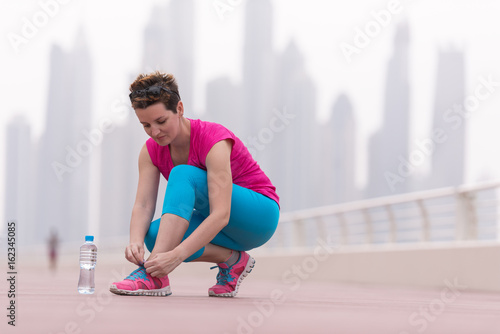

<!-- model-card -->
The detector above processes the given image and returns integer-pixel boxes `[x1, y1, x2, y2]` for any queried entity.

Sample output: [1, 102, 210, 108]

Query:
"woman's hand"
[144, 249, 184, 277]
[125, 242, 145, 266]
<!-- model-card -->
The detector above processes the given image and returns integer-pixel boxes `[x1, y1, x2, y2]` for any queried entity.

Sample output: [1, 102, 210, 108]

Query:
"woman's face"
[135, 102, 182, 146]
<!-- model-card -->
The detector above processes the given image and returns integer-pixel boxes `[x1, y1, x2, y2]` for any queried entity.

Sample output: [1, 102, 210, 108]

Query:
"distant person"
[47, 228, 59, 271]
[110, 71, 280, 297]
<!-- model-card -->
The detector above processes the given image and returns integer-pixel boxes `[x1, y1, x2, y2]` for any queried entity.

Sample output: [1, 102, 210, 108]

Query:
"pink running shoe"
[208, 251, 255, 297]
[109, 266, 171, 296]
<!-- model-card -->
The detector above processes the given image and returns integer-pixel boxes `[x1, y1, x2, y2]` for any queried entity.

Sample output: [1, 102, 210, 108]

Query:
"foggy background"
[2, 0, 500, 246]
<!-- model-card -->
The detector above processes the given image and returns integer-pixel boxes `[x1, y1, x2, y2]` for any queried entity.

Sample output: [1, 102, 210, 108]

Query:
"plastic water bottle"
[78, 235, 97, 294]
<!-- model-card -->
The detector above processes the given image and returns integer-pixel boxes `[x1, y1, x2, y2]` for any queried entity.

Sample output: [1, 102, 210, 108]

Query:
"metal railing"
[266, 181, 500, 251]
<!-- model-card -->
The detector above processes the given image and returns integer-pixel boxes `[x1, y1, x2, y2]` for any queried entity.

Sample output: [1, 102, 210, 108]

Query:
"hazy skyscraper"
[35, 28, 92, 242]
[67, 28, 93, 239]
[367, 22, 411, 198]
[242, 0, 275, 138]
[429, 49, 466, 188]
[205, 77, 243, 138]
[270, 40, 316, 211]
[4, 116, 35, 245]
[99, 117, 147, 238]
[35, 44, 69, 243]
[142, 0, 195, 109]
[322, 94, 357, 204]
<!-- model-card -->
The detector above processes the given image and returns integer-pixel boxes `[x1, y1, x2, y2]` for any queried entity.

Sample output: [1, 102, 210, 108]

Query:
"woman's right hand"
[125, 242, 145, 266]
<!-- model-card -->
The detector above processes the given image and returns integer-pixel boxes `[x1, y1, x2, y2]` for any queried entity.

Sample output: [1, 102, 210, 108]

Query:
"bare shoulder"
[206, 139, 232, 166]
[138, 142, 154, 166]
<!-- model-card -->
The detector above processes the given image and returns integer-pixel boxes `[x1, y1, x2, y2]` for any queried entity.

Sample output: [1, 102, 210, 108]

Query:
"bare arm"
[175, 139, 233, 261]
[125, 143, 160, 265]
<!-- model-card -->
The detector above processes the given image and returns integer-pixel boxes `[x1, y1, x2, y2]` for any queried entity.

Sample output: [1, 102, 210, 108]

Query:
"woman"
[110, 71, 280, 297]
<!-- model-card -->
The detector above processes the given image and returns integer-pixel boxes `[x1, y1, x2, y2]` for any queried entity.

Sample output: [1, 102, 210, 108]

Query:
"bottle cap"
[85, 235, 94, 242]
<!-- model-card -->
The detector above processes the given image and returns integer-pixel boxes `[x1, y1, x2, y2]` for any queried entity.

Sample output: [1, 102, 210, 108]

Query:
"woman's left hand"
[144, 250, 184, 277]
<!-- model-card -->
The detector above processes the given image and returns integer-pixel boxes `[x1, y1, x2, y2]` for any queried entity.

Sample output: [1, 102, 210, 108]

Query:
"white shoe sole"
[109, 285, 172, 296]
[208, 256, 255, 298]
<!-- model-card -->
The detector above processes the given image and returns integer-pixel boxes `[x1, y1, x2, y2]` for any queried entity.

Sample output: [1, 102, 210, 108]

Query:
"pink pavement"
[4, 259, 500, 334]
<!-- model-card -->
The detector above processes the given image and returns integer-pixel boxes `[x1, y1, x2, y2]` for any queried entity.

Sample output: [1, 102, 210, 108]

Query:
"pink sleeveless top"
[146, 118, 279, 205]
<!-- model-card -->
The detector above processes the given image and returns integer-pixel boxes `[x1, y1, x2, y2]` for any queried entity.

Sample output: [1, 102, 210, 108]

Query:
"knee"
[169, 165, 204, 181]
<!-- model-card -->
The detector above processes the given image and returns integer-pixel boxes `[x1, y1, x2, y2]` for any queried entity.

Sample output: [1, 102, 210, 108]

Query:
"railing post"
[337, 213, 348, 246]
[275, 224, 284, 250]
[362, 209, 373, 244]
[316, 216, 328, 246]
[385, 205, 397, 243]
[417, 199, 431, 242]
[293, 219, 306, 248]
[456, 191, 478, 241]
[497, 189, 500, 242]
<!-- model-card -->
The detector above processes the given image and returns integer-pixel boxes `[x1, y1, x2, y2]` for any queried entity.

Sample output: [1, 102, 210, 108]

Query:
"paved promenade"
[2, 253, 500, 334]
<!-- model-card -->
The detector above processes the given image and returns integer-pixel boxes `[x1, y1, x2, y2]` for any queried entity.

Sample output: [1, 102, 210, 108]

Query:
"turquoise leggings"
[144, 165, 280, 262]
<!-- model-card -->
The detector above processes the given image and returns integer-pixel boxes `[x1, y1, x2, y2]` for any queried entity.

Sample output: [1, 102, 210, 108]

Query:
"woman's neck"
[170, 117, 191, 152]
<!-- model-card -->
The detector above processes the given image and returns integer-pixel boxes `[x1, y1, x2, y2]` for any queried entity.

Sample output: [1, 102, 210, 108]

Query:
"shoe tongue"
[218, 263, 229, 269]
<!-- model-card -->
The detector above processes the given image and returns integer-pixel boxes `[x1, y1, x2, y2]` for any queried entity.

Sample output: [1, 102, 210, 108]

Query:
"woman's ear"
[177, 101, 184, 116]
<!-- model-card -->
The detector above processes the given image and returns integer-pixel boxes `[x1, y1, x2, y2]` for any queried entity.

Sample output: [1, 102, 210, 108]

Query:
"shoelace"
[210, 265, 234, 285]
[125, 266, 149, 281]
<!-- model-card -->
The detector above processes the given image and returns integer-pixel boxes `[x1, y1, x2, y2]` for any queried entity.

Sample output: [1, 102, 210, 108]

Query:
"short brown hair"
[129, 71, 181, 112]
